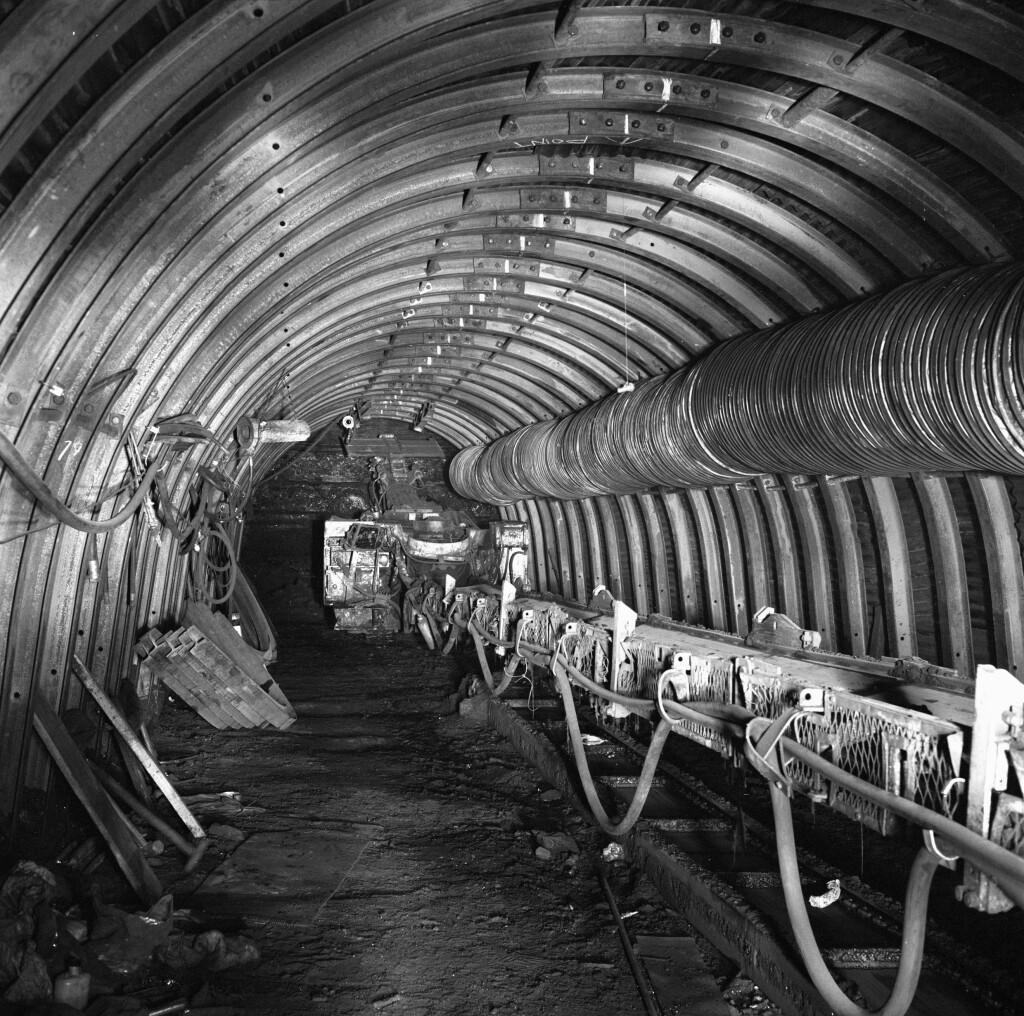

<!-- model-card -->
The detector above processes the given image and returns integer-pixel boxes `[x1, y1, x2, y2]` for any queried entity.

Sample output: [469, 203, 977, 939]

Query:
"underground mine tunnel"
[3, 0, 1024, 1013]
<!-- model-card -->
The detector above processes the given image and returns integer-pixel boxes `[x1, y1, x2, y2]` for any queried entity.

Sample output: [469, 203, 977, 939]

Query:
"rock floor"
[149, 609, 721, 1016]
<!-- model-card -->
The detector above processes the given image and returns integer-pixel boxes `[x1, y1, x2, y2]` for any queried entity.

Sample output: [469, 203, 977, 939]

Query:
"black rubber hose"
[774, 734, 1024, 910]
[770, 782, 939, 1016]
[0, 431, 162, 532]
[470, 621, 514, 696]
[552, 653, 670, 836]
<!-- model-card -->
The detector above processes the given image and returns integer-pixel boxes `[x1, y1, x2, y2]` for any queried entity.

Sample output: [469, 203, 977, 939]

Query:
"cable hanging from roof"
[450, 262, 1024, 504]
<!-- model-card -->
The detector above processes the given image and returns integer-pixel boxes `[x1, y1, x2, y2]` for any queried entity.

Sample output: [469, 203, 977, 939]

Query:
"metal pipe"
[450, 264, 1024, 503]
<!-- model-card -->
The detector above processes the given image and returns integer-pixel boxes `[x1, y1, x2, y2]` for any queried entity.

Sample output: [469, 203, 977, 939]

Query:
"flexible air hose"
[769, 734, 1024, 910]
[552, 652, 670, 836]
[470, 621, 514, 696]
[0, 431, 162, 532]
[770, 782, 939, 1016]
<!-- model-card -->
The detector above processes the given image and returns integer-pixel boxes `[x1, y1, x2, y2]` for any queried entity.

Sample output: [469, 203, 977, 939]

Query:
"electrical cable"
[0, 521, 59, 546]
[199, 522, 237, 605]
[0, 431, 162, 532]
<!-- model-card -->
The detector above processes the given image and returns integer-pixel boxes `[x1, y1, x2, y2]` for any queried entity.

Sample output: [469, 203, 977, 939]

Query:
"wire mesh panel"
[562, 624, 611, 685]
[739, 663, 963, 835]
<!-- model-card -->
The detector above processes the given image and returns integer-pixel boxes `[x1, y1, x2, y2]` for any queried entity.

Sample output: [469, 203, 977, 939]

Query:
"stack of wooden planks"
[135, 602, 295, 731]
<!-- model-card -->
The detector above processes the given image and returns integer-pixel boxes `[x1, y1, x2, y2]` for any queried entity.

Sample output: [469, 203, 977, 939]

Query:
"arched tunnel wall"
[500, 473, 1024, 676]
[1, 0, 1024, 844]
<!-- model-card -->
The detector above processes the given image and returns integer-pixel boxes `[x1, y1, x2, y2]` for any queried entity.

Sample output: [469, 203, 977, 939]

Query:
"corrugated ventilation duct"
[450, 264, 1024, 504]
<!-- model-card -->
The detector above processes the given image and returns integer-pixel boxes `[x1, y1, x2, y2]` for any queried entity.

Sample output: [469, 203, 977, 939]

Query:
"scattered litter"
[2, 942, 50, 1002]
[601, 843, 626, 862]
[809, 879, 841, 909]
[580, 734, 605, 746]
[52, 961, 90, 1008]
[0, 861, 57, 917]
[91, 894, 174, 975]
[372, 993, 402, 1009]
[538, 788, 562, 802]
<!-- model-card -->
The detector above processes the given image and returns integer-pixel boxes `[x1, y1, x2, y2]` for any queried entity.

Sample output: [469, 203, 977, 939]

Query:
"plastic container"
[52, 965, 90, 1010]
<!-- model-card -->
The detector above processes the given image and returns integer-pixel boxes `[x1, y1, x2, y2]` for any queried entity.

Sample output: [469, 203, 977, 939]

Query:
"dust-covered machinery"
[323, 434, 529, 632]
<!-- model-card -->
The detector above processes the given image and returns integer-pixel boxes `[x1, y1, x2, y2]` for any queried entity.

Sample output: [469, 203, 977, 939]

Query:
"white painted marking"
[710, 18, 721, 44]
[661, 77, 672, 102]
[564, 189, 572, 208]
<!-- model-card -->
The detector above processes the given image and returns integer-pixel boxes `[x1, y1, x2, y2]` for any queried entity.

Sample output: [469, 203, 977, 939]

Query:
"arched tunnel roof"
[2, 0, 1022, 458]
[1, 0, 1024, 826]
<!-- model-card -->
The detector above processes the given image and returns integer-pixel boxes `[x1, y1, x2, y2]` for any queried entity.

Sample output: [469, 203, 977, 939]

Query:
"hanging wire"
[616, 279, 634, 394]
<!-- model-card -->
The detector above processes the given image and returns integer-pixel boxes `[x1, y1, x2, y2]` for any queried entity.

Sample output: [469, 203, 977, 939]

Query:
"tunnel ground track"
[485, 690, 1013, 1016]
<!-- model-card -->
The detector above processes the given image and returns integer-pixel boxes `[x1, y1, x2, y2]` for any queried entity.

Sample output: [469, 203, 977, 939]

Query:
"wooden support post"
[845, 27, 903, 72]
[686, 163, 720, 192]
[524, 62, 550, 97]
[33, 698, 162, 905]
[553, 0, 585, 44]
[71, 655, 206, 841]
[653, 199, 677, 222]
[90, 763, 209, 872]
[779, 86, 839, 127]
